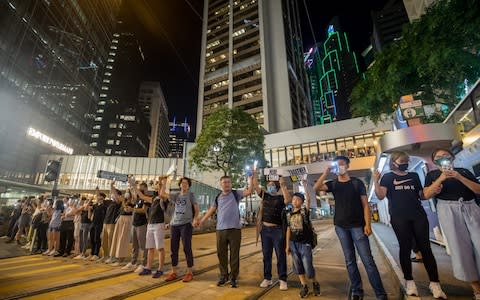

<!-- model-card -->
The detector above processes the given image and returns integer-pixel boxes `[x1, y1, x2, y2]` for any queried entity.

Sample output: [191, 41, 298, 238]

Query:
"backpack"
[287, 208, 317, 248]
[215, 190, 241, 219]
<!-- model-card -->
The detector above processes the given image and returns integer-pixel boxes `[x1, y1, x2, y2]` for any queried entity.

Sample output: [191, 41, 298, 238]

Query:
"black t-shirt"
[380, 172, 425, 219]
[148, 197, 167, 224]
[133, 199, 149, 226]
[286, 207, 311, 243]
[425, 168, 479, 201]
[104, 201, 121, 224]
[326, 178, 366, 228]
[91, 203, 107, 225]
[81, 209, 91, 224]
[261, 192, 285, 225]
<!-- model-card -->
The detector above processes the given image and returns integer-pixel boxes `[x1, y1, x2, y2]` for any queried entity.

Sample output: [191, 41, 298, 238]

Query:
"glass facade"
[444, 80, 480, 136]
[265, 131, 385, 167]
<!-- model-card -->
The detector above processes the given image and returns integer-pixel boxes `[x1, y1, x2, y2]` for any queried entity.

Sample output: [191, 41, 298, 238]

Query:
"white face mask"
[337, 165, 347, 175]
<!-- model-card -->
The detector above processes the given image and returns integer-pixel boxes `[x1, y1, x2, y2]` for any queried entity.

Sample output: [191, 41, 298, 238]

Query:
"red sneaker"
[182, 272, 193, 282]
[165, 272, 177, 281]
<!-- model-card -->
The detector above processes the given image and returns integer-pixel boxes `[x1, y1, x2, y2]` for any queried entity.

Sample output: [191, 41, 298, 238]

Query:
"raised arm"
[279, 176, 290, 204]
[242, 171, 254, 197]
[373, 170, 387, 200]
[313, 167, 330, 192]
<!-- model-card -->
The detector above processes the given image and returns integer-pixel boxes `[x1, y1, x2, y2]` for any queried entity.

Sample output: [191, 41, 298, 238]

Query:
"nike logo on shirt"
[393, 179, 412, 185]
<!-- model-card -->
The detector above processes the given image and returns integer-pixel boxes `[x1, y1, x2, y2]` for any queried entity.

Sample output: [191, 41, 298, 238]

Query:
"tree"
[189, 108, 265, 186]
[350, 0, 480, 123]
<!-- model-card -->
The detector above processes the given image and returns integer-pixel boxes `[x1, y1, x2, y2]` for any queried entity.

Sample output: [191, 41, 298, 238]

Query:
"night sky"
[119, 0, 389, 139]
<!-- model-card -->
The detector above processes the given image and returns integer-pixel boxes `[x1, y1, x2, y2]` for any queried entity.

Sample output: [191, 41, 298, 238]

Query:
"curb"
[371, 224, 410, 300]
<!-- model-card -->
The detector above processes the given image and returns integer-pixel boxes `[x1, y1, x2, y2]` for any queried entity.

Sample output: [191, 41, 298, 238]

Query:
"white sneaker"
[49, 250, 59, 256]
[121, 262, 136, 270]
[259, 279, 273, 288]
[42, 249, 51, 255]
[111, 261, 122, 267]
[429, 282, 447, 299]
[406, 280, 418, 296]
[134, 264, 144, 273]
[279, 280, 288, 291]
[74, 254, 85, 260]
[90, 255, 99, 261]
[84, 255, 92, 260]
[104, 257, 114, 264]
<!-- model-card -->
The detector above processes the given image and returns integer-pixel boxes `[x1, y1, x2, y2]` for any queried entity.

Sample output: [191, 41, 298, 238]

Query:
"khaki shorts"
[146, 223, 165, 250]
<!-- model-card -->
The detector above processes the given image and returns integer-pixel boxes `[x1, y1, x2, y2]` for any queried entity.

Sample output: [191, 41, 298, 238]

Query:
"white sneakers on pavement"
[134, 265, 144, 273]
[121, 262, 137, 270]
[279, 280, 288, 291]
[429, 282, 447, 299]
[406, 280, 418, 296]
[259, 279, 273, 288]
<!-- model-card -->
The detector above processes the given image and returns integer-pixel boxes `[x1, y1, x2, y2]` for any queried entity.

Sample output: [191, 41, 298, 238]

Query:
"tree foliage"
[350, 0, 480, 123]
[189, 108, 265, 185]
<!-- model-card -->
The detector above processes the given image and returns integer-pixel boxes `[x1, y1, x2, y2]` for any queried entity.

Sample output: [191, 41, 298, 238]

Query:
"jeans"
[290, 240, 315, 278]
[79, 223, 91, 254]
[335, 226, 387, 299]
[261, 225, 287, 281]
[170, 223, 194, 268]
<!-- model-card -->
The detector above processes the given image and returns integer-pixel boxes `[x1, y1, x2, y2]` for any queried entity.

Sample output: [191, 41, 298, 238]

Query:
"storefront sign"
[27, 127, 74, 155]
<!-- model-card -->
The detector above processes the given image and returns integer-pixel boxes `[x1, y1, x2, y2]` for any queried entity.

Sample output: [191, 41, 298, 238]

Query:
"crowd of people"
[1, 147, 480, 299]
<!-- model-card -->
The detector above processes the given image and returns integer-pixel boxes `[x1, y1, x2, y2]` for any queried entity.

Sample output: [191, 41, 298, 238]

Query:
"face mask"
[267, 186, 277, 194]
[124, 192, 131, 199]
[336, 165, 347, 175]
[396, 163, 409, 172]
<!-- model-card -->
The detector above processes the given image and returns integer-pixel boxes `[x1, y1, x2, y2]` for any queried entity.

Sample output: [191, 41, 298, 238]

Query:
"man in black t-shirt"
[101, 196, 121, 262]
[314, 156, 387, 300]
[89, 192, 107, 260]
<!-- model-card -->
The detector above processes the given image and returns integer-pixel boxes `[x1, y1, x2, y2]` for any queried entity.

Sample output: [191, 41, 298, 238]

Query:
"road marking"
[0, 260, 57, 271]
[0, 264, 79, 279]
[0, 256, 43, 266]
[126, 281, 185, 299]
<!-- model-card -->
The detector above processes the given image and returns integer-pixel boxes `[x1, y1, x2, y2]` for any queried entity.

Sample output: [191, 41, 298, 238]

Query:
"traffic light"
[45, 160, 61, 182]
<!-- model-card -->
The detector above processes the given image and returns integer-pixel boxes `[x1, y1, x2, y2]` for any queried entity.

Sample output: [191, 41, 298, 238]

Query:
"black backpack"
[286, 208, 317, 248]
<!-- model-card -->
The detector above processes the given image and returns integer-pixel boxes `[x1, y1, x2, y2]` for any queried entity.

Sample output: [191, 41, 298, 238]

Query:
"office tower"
[90, 24, 151, 157]
[371, 0, 410, 53]
[403, 0, 437, 21]
[197, 0, 311, 136]
[304, 23, 362, 124]
[0, 0, 121, 182]
[169, 117, 192, 158]
[138, 81, 170, 158]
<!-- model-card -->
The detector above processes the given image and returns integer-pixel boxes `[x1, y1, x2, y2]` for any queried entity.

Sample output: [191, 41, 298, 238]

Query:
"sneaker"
[121, 262, 136, 270]
[299, 284, 309, 298]
[90, 255, 99, 261]
[139, 268, 152, 276]
[49, 250, 59, 256]
[134, 265, 144, 273]
[104, 257, 113, 264]
[411, 257, 423, 263]
[217, 276, 228, 286]
[1, 235, 9, 239]
[352, 296, 363, 300]
[230, 278, 238, 288]
[84, 255, 93, 260]
[279, 280, 288, 291]
[429, 282, 447, 299]
[152, 270, 164, 279]
[260, 279, 273, 288]
[165, 272, 177, 282]
[74, 254, 85, 260]
[62, 253, 69, 257]
[182, 272, 193, 282]
[42, 250, 51, 255]
[111, 261, 122, 267]
[406, 280, 418, 296]
[313, 282, 320, 296]
[53, 252, 63, 257]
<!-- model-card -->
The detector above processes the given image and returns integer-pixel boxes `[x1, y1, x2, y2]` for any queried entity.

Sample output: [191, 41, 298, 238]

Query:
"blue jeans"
[335, 226, 387, 299]
[261, 225, 287, 281]
[290, 240, 315, 278]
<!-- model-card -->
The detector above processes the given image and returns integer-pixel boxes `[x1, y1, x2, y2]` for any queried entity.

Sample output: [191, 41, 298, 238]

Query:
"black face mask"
[396, 163, 409, 172]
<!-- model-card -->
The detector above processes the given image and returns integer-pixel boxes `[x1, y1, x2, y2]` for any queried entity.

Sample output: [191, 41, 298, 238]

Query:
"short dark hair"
[99, 192, 107, 199]
[292, 192, 305, 202]
[431, 148, 455, 162]
[334, 155, 350, 165]
[178, 177, 192, 187]
[139, 182, 148, 188]
[220, 175, 231, 181]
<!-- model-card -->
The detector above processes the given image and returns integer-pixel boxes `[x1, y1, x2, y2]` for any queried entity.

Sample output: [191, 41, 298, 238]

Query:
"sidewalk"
[371, 222, 473, 299]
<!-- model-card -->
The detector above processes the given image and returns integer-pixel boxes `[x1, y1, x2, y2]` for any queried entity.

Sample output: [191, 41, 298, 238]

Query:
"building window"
[98, 101, 106, 105]
[109, 123, 117, 128]
[100, 93, 107, 98]
[115, 140, 120, 145]
[106, 65, 113, 70]
[94, 117, 103, 121]
[97, 109, 104, 113]
[117, 131, 122, 137]
[91, 133, 99, 138]
[101, 86, 109, 90]
[104, 72, 112, 76]
[90, 142, 97, 147]
[105, 149, 112, 154]
[93, 125, 101, 130]
[107, 140, 114, 145]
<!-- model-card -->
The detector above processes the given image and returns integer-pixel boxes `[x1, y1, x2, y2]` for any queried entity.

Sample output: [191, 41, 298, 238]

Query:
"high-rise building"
[0, 0, 121, 182]
[138, 81, 170, 158]
[169, 117, 192, 158]
[196, 0, 311, 136]
[90, 25, 151, 157]
[371, 0, 410, 53]
[304, 24, 362, 124]
[403, 0, 436, 22]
